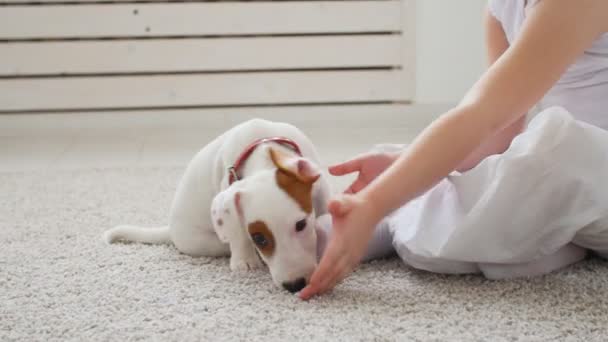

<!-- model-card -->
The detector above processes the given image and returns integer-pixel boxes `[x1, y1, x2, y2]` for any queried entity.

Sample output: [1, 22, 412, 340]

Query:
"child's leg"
[573, 217, 608, 259]
[315, 214, 395, 262]
[393, 108, 608, 266]
[478, 244, 587, 280]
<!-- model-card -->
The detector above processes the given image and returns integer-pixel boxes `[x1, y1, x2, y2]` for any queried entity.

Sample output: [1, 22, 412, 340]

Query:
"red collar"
[228, 137, 302, 185]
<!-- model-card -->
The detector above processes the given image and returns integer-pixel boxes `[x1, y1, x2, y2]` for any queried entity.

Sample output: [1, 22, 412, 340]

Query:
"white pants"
[318, 107, 608, 279]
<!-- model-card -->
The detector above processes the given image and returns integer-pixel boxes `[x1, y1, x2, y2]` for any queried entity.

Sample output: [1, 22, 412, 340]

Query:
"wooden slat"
[0, 1, 401, 39]
[0, 71, 409, 111]
[0, 35, 403, 76]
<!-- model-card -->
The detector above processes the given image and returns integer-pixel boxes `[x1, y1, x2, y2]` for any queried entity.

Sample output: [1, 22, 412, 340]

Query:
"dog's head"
[211, 147, 322, 292]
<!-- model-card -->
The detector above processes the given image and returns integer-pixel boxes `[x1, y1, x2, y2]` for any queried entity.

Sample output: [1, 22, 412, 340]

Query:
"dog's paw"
[230, 254, 264, 272]
[211, 195, 235, 244]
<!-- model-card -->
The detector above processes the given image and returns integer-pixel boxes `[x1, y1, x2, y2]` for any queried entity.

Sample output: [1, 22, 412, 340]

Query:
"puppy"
[104, 119, 330, 293]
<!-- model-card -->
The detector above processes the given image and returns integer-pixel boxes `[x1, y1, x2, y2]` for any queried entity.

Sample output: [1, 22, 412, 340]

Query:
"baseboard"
[0, 103, 451, 137]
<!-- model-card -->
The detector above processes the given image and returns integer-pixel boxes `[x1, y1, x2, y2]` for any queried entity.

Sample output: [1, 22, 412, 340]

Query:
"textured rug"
[2, 167, 608, 341]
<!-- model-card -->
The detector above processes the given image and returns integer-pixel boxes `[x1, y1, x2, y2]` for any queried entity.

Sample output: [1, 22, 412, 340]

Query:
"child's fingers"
[319, 257, 351, 295]
[327, 199, 342, 217]
[328, 156, 365, 176]
[298, 284, 317, 300]
[305, 257, 348, 298]
[307, 240, 345, 291]
[328, 197, 354, 218]
[345, 178, 366, 194]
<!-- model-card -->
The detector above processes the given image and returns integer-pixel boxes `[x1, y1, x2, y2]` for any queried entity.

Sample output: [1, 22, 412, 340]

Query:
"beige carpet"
[2, 167, 608, 341]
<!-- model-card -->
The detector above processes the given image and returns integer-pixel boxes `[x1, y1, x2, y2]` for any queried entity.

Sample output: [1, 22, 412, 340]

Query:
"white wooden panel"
[0, 71, 409, 111]
[0, 1, 402, 39]
[399, 0, 416, 100]
[0, 36, 403, 76]
[0, 104, 439, 137]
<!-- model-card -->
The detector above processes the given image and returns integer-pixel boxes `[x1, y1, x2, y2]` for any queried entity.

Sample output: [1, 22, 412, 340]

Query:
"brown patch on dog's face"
[248, 221, 275, 257]
[269, 148, 317, 214]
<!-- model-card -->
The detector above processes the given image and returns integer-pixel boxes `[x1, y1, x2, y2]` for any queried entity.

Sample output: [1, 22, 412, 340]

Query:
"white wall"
[415, 0, 488, 103]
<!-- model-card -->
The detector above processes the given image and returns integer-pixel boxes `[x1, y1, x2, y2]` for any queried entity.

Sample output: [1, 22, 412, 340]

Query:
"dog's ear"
[211, 185, 246, 243]
[269, 147, 320, 184]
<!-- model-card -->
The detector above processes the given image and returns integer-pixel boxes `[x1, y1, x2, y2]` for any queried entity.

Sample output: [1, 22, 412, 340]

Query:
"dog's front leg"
[211, 187, 264, 272]
[227, 228, 264, 272]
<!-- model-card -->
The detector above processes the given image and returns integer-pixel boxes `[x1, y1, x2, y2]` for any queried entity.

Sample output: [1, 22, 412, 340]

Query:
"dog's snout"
[282, 278, 307, 293]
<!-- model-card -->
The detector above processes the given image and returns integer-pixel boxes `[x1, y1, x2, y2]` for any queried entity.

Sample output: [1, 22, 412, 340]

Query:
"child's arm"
[456, 8, 525, 171]
[300, 0, 608, 299]
[367, 0, 607, 218]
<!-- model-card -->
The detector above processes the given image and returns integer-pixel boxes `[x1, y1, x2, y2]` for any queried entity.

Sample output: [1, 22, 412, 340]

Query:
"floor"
[3, 103, 608, 341]
[0, 104, 446, 191]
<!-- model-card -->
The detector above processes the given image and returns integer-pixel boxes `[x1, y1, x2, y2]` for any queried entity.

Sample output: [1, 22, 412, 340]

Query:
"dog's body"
[104, 119, 331, 292]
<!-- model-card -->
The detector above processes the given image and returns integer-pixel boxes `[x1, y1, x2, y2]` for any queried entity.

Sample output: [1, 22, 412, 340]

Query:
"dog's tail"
[103, 225, 171, 245]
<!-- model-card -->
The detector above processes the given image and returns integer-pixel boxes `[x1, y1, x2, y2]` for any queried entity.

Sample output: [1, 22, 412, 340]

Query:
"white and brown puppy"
[104, 119, 330, 293]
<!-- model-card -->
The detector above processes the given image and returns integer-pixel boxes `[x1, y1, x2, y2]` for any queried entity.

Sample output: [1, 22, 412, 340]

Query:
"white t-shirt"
[489, 0, 608, 129]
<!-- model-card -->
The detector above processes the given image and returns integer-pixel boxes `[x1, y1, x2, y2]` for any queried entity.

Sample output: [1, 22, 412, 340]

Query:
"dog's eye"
[251, 232, 268, 247]
[295, 219, 307, 232]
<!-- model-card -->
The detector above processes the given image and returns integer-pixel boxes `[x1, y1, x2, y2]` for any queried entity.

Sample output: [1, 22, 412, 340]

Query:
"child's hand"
[299, 194, 381, 300]
[329, 151, 399, 194]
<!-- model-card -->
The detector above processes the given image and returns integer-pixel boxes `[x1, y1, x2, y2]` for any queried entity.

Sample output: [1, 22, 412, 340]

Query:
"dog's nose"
[282, 278, 307, 293]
